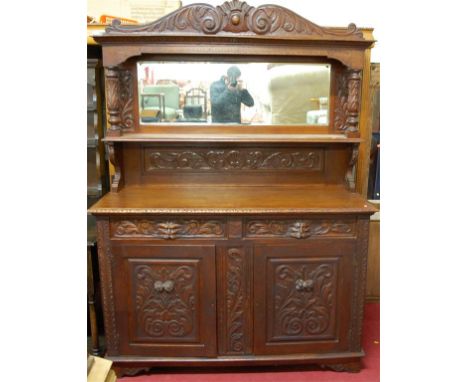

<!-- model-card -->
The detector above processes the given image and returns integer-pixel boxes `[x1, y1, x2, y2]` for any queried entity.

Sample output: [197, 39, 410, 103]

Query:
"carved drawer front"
[245, 218, 356, 240]
[112, 245, 217, 357]
[253, 242, 354, 355]
[110, 217, 226, 240]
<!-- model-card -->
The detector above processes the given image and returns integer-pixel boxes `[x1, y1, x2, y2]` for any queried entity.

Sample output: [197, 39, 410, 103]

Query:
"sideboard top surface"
[88, 185, 376, 215]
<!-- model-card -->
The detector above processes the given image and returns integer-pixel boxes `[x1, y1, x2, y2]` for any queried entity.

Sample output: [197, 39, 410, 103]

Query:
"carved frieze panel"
[111, 218, 226, 239]
[132, 262, 198, 340]
[269, 260, 337, 340]
[245, 219, 356, 239]
[106, 1, 364, 40]
[144, 148, 324, 172]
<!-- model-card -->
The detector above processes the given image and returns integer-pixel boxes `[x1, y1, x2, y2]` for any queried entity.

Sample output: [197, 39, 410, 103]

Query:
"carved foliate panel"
[104, 66, 134, 135]
[111, 218, 226, 239]
[245, 219, 356, 239]
[268, 259, 338, 341]
[104, 67, 121, 135]
[144, 148, 324, 172]
[334, 67, 362, 133]
[132, 261, 199, 341]
[223, 248, 252, 354]
[118, 68, 134, 132]
[106, 1, 364, 40]
[334, 68, 348, 132]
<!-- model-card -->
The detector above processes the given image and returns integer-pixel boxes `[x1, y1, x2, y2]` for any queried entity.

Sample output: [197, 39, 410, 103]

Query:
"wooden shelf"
[89, 185, 376, 215]
[104, 133, 361, 144]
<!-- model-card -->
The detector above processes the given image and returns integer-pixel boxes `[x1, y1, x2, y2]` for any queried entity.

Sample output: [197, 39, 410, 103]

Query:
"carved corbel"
[345, 144, 359, 191]
[107, 142, 123, 192]
[345, 69, 362, 134]
[104, 66, 134, 137]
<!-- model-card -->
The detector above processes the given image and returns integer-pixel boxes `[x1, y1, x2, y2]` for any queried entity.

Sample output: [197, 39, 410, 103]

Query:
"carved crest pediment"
[105, 0, 364, 40]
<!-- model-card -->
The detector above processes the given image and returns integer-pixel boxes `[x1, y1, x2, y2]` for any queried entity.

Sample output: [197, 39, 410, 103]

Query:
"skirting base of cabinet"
[110, 351, 364, 377]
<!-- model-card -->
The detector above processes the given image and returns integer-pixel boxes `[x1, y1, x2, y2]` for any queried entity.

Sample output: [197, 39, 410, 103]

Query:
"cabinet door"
[113, 244, 216, 357]
[253, 242, 354, 355]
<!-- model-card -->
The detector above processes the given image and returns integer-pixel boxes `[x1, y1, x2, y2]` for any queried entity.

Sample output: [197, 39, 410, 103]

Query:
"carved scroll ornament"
[273, 263, 336, 337]
[134, 264, 196, 338]
[106, 1, 363, 39]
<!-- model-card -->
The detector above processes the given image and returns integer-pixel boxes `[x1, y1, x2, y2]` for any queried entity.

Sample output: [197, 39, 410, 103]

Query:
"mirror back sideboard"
[90, 1, 377, 376]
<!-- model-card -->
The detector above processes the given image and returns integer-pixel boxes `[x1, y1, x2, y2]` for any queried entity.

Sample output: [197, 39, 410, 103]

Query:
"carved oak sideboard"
[89, 1, 376, 377]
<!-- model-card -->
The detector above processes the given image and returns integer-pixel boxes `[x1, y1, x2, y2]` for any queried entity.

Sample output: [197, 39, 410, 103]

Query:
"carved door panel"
[113, 244, 216, 357]
[253, 242, 354, 355]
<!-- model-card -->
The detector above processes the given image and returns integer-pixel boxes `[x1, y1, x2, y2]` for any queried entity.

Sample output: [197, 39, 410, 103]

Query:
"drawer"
[243, 217, 357, 239]
[109, 216, 227, 240]
[108, 216, 356, 241]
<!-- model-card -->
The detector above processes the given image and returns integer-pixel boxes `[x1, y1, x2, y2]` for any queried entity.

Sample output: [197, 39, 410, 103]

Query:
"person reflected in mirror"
[210, 66, 254, 123]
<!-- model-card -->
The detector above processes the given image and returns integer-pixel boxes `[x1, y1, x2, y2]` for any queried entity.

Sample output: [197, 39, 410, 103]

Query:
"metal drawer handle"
[295, 278, 313, 292]
[154, 280, 175, 293]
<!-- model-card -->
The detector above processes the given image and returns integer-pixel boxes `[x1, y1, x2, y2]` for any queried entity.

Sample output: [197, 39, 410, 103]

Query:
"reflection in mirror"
[137, 62, 331, 126]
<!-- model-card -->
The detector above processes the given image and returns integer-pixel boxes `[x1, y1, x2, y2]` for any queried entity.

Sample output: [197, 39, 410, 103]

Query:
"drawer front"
[253, 241, 354, 355]
[110, 217, 227, 240]
[244, 218, 357, 240]
[112, 244, 217, 357]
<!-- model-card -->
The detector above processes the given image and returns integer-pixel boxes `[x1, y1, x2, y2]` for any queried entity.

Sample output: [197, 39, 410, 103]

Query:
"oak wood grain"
[89, 185, 377, 215]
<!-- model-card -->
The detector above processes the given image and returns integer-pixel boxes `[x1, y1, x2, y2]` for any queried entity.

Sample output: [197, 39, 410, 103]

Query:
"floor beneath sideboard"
[118, 303, 380, 382]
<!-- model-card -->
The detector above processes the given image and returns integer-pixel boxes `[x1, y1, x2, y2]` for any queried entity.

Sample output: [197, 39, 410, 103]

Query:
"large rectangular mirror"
[137, 62, 331, 126]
